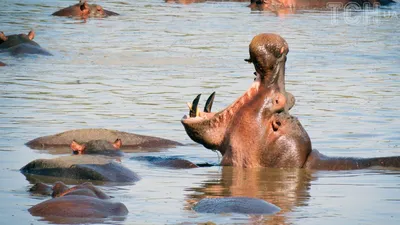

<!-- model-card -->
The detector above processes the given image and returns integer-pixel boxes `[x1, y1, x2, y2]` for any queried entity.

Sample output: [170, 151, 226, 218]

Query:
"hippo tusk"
[189, 94, 201, 117]
[204, 92, 216, 113]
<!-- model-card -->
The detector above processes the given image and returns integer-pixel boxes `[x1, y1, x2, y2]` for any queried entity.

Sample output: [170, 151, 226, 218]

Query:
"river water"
[0, 0, 399, 224]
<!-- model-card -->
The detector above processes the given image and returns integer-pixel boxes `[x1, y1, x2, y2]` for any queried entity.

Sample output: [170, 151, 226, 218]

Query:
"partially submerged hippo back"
[26, 128, 182, 153]
[194, 197, 280, 214]
[21, 155, 140, 183]
[52, 0, 119, 18]
[0, 61, 5, 66]
[71, 139, 124, 156]
[0, 30, 51, 56]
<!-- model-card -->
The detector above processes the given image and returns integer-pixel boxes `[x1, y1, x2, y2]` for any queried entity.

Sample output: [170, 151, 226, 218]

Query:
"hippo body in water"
[21, 155, 140, 183]
[194, 197, 280, 215]
[29, 182, 128, 221]
[0, 30, 52, 56]
[0, 61, 5, 66]
[182, 33, 400, 170]
[26, 128, 182, 153]
[70, 139, 124, 156]
[52, 0, 119, 18]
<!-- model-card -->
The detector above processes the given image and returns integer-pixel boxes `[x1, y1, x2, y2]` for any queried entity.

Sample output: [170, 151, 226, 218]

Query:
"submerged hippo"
[71, 139, 124, 156]
[0, 30, 52, 56]
[194, 197, 280, 215]
[52, 0, 119, 18]
[182, 33, 400, 170]
[26, 128, 182, 153]
[131, 155, 200, 169]
[29, 182, 128, 220]
[248, 0, 395, 11]
[0, 61, 5, 66]
[21, 155, 140, 183]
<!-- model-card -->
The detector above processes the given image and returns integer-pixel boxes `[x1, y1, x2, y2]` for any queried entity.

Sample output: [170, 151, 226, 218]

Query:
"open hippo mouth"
[181, 70, 287, 151]
[181, 34, 302, 167]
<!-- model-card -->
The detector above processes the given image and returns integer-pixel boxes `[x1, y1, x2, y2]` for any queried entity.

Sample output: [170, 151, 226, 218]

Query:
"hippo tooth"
[204, 92, 216, 113]
[189, 94, 201, 118]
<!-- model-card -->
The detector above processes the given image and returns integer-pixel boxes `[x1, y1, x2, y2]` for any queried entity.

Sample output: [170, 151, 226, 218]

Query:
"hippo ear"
[80, 1, 89, 11]
[70, 140, 85, 154]
[28, 30, 35, 40]
[0, 32, 7, 42]
[113, 139, 122, 149]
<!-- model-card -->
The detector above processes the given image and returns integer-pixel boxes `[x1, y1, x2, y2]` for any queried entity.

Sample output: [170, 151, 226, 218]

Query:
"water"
[0, 0, 399, 224]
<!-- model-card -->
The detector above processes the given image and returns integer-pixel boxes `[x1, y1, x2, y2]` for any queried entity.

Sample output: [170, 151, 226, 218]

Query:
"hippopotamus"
[26, 128, 182, 153]
[182, 33, 400, 170]
[0, 30, 52, 56]
[52, 0, 119, 18]
[71, 139, 124, 156]
[193, 197, 280, 214]
[248, 0, 395, 11]
[0, 61, 5, 66]
[29, 182, 128, 220]
[21, 155, 140, 183]
[131, 156, 201, 169]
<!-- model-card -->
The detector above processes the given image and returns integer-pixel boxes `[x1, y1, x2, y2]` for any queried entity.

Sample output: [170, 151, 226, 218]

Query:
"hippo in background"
[71, 139, 124, 157]
[248, 0, 395, 11]
[52, 0, 119, 18]
[26, 128, 182, 154]
[28, 181, 128, 222]
[0, 30, 52, 56]
[182, 33, 400, 170]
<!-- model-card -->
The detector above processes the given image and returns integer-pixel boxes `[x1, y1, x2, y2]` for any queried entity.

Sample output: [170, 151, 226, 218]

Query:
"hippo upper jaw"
[181, 73, 286, 153]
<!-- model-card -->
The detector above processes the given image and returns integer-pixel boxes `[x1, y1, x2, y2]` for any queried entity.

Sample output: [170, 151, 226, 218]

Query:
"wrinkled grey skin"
[20, 155, 140, 183]
[26, 128, 182, 153]
[193, 197, 280, 214]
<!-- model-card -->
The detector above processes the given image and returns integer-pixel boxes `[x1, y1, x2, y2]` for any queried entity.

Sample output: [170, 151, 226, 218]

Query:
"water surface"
[0, 0, 399, 224]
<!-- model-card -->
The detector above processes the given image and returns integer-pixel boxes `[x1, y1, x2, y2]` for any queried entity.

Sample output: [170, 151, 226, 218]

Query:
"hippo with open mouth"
[182, 33, 400, 170]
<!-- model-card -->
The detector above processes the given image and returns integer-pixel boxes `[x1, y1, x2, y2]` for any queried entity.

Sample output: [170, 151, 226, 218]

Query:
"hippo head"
[0, 30, 36, 46]
[52, 0, 119, 18]
[79, 1, 108, 18]
[70, 139, 122, 155]
[181, 33, 311, 168]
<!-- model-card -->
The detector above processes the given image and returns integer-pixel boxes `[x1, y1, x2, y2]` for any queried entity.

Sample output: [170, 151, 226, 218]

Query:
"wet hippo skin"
[182, 33, 400, 170]
[0, 61, 5, 66]
[0, 30, 52, 56]
[70, 139, 124, 156]
[52, 0, 119, 18]
[20, 155, 140, 182]
[193, 197, 280, 214]
[26, 128, 182, 153]
[29, 182, 128, 220]
[132, 156, 199, 169]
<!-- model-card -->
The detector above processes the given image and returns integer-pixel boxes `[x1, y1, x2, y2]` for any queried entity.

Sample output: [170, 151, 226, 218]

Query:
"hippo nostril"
[272, 120, 281, 132]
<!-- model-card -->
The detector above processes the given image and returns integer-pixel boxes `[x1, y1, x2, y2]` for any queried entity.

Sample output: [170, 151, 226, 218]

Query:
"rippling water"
[0, 0, 399, 224]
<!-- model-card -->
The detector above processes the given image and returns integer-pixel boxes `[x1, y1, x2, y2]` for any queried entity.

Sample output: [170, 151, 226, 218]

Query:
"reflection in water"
[186, 167, 314, 224]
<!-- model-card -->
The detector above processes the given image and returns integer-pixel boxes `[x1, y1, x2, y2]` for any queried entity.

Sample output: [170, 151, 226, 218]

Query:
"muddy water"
[1, 0, 399, 224]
